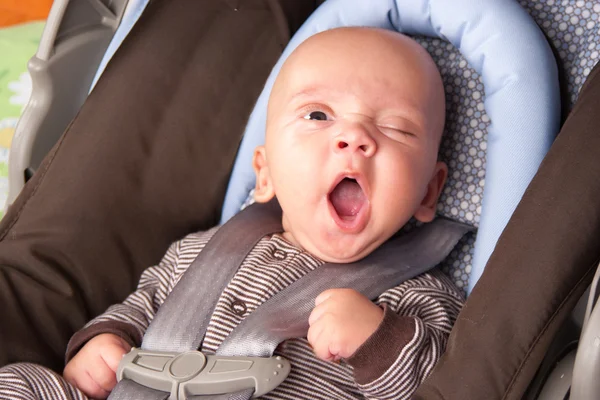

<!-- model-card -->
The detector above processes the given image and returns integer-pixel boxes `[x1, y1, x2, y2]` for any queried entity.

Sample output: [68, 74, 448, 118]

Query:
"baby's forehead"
[285, 81, 419, 110]
[282, 35, 435, 89]
[289, 28, 425, 63]
[280, 57, 433, 107]
[269, 29, 444, 133]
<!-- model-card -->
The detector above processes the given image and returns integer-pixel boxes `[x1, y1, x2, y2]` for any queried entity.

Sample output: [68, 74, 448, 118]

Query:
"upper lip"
[327, 171, 370, 200]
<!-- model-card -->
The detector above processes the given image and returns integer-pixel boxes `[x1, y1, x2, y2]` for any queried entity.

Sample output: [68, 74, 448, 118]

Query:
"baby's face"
[253, 28, 447, 263]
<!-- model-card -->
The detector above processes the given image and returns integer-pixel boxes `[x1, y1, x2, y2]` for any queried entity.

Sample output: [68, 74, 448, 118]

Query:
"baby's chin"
[288, 231, 384, 264]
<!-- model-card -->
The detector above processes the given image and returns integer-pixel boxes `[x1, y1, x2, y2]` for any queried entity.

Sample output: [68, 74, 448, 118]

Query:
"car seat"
[0, 0, 598, 399]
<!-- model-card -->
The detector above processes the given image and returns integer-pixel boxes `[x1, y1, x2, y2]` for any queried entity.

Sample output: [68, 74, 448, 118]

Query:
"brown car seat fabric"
[0, 0, 317, 372]
[414, 62, 600, 400]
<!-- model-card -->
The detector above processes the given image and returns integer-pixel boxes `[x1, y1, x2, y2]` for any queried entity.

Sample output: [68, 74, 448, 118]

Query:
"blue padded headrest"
[222, 0, 560, 294]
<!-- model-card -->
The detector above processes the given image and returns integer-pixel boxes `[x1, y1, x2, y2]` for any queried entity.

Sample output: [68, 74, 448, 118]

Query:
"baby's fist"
[307, 289, 383, 362]
[64, 333, 131, 399]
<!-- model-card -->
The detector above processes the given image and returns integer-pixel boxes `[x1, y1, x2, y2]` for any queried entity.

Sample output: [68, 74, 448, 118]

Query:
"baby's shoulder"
[176, 226, 221, 255]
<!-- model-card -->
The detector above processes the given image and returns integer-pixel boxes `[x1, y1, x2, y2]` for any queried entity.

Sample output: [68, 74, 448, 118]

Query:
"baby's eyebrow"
[289, 87, 324, 102]
[288, 86, 343, 104]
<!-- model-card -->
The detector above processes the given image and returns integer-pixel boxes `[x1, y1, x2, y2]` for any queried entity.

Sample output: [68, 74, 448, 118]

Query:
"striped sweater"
[0, 227, 464, 400]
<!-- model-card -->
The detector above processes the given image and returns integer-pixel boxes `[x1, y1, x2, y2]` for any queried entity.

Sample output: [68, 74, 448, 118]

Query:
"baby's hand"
[308, 289, 383, 362]
[63, 333, 131, 399]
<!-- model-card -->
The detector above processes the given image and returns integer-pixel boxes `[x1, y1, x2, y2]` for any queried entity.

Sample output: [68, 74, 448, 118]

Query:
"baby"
[0, 27, 464, 400]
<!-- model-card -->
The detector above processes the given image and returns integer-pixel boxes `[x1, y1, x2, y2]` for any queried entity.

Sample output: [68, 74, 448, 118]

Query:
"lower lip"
[327, 198, 370, 234]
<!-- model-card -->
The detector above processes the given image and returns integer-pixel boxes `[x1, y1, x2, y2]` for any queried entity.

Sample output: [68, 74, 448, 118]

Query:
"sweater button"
[273, 249, 287, 260]
[231, 299, 247, 316]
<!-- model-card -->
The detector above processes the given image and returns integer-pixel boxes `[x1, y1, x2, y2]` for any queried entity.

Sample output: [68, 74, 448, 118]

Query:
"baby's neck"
[280, 214, 301, 249]
[281, 231, 301, 248]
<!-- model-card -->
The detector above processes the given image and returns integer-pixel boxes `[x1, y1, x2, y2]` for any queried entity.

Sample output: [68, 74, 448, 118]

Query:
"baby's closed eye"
[377, 124, 415, 139]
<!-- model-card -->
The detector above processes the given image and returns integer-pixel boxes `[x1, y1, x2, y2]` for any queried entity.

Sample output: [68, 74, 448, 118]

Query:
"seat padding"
[0, 0, 318, 371]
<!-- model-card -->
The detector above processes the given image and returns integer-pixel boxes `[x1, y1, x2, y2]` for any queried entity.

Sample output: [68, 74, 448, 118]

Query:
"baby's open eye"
[303, 111, 328, 121]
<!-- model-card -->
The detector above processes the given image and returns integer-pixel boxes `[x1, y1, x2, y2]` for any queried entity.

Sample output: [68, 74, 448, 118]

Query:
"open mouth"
[328, 177, 367, 222]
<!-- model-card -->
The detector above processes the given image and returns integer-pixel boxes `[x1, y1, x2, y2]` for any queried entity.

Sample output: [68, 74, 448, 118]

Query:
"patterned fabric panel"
[417, 0, 599, 292]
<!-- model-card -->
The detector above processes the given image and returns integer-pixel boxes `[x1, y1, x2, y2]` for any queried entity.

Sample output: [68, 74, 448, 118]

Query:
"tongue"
[330, 179, 366, 218]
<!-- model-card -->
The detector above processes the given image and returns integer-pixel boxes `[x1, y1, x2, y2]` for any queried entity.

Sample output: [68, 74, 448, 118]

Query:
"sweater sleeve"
[346, 269, 465, 400]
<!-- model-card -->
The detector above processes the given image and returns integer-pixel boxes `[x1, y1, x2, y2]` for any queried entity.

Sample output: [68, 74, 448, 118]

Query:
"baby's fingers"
[308, 302, 329, 326]
[307, 319, 339, 362]
[102, 340, 130, 372]
[64, 361, 110, 399]
[307, 324, 329, 361]
[315, 289, 335, 306]
[92, 354, 120, 394]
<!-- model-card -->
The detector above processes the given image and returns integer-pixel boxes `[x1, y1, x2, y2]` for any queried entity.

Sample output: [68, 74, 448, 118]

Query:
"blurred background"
[0, 0, 52, 218]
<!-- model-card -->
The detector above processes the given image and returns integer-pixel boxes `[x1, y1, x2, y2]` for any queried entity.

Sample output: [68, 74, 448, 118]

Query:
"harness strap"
[111, 201, 471, 400]
[217, 217, 471, 358]
[142, 200, 283, 353]
[110, 201, 282, 400]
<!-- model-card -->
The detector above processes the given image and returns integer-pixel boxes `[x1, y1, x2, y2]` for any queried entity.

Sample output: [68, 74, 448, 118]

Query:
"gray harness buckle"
[117, 348, 291, 399]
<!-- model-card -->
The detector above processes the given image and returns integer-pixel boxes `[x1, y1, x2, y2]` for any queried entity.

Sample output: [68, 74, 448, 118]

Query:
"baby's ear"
[252, 146, 275, 203]
[414, 161, 448, 223]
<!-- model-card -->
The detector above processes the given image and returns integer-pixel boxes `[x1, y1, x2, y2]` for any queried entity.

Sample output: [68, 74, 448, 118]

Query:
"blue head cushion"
[222, 0, 560, 294]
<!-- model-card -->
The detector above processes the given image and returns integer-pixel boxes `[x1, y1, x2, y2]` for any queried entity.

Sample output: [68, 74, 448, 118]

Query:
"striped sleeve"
[66, 228, 218, 360]
[0, 363, 88, 400]
[349, 269, 465, 400]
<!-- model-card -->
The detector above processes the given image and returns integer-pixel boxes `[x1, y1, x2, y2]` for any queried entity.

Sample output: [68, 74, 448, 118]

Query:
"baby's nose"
[333, 127, 376, 157]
